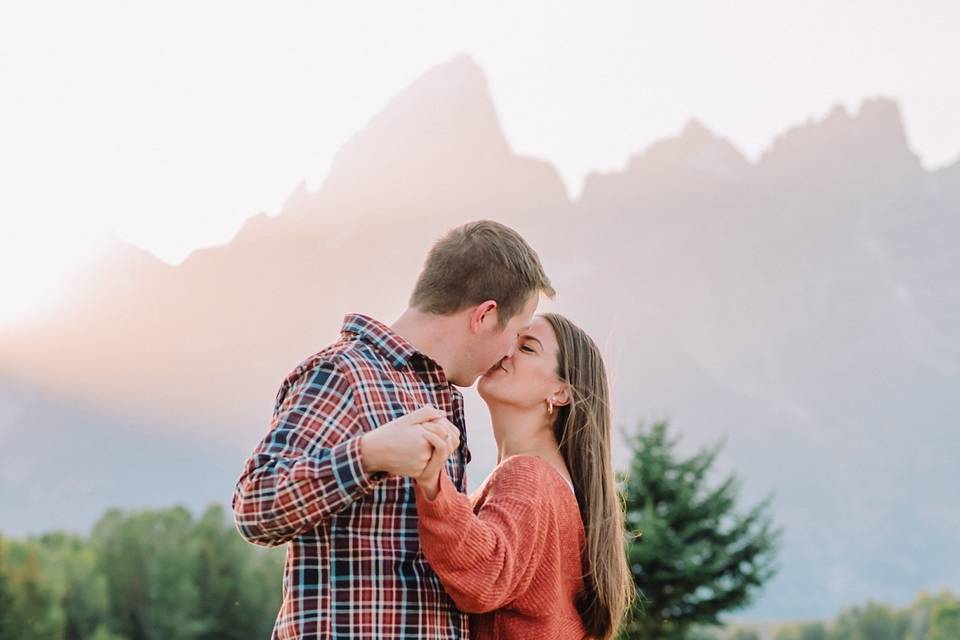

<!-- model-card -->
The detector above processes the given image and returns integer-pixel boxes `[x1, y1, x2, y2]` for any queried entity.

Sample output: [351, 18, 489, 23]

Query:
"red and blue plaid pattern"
[233, 313, 471, 639]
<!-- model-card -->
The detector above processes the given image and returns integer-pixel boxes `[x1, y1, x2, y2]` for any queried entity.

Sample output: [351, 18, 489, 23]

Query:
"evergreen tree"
[619, 421, 781, 639]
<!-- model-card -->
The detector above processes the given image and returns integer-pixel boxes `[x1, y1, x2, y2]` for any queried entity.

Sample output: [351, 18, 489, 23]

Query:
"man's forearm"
[233, 436, 381, 546]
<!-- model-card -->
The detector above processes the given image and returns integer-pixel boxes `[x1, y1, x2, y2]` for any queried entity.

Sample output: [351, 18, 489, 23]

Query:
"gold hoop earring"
[547, 399, 554, 415]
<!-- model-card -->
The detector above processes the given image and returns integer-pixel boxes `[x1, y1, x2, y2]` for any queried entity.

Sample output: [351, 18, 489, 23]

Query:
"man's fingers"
[403, 405, 445, 425]
[421, 420, 447, 439]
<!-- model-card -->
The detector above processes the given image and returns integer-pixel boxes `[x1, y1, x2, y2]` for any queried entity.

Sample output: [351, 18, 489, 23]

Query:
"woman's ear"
[551, 383, 572, 408]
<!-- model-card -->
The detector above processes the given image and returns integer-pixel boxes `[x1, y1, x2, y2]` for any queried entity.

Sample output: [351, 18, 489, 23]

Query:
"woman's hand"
[416, 418, 460, 500]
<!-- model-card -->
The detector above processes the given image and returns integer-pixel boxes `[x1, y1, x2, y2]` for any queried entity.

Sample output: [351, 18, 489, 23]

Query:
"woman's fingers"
[419, 430, 450, 479]
[423, 429, 450, 458]
[421, 428, 449, 453]
[444, 422, 460, 448]
[422, 418, 461, 451]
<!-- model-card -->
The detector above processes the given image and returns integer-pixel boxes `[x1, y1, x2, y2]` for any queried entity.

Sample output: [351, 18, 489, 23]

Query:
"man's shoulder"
[282, 336, 398, 389]
[272, 338, 401, 416]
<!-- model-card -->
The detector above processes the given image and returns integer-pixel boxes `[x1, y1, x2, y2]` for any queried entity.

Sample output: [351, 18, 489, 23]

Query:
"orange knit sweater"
[415, 454, 589, 639]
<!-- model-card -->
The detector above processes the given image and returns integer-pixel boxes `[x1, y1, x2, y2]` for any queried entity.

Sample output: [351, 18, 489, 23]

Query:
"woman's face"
[477, 316, 565, 412]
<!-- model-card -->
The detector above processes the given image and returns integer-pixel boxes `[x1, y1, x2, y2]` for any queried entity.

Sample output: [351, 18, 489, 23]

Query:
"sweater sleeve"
[414, 456, 551, 613]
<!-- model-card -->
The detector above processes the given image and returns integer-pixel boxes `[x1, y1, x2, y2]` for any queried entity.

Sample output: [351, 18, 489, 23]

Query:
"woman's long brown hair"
[542, 313, 634, 639]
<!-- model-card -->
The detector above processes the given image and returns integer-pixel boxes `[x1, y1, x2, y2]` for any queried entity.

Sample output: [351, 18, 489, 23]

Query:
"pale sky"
[1, 0, 958, 327]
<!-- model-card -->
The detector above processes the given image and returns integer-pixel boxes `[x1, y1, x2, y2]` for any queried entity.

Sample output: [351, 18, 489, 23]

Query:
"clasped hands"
[360, 405, 460, 495]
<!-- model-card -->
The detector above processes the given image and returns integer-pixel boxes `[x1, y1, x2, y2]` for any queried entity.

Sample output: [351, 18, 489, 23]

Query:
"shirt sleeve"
[414, 457, 550, 613]
[232, 359, 385, 546]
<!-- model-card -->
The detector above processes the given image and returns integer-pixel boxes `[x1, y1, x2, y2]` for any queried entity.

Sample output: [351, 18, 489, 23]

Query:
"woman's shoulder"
[481, 456, 584, 543]
[491, 453, 553, 478]
[486, 455, 573, 501]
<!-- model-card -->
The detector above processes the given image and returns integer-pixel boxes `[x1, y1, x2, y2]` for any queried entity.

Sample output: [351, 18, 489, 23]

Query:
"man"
[232, 220, 555, 639]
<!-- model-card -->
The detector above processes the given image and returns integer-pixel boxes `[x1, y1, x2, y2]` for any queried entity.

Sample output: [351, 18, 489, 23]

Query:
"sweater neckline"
[507, 454, 576, 497]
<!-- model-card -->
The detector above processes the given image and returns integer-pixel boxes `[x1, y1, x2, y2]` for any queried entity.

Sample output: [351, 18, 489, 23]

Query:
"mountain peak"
[859, 97, 906, 129]
[822, 103, 852, 125]
[578, 118, 751, 202]
[277, 53, 569, 224]
[425, 53, 485, 83]
[314, 54, 509, 198]
[759, 97, 920, 182]
[625, 118, 750, 178]
[679, 118, 714, 142]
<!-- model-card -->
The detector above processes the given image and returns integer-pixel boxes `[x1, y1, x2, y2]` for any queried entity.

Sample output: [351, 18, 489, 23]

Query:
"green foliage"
[927, 600, 960, 640]
[30, 531, 112, 640]
[682, 626, 725, 639]
[901, 590, 959, 640]
[0, 536, 17, 640]
[189, 505, 284, 640]
[770, 590, 960, 640]
[0, 505, 283, 640]
[88, 628, 128, 640]
[830, 601, 910, 640]
[93, 506, 209, 639]
[2, 476, 956, 640]
[773, 621, 829, 640]
[2, 539, 64, 638]
[618, 421, 782, 639]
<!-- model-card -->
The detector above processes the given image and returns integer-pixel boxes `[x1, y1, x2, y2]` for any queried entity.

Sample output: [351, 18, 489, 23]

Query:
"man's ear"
[469, 300, 498, 333]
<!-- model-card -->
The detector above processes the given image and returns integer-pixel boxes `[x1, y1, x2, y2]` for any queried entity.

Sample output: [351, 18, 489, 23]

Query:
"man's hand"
[359, 405, 459, 477]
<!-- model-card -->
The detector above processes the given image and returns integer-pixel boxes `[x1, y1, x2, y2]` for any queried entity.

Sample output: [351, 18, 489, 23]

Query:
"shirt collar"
[340, 313, 423, 371]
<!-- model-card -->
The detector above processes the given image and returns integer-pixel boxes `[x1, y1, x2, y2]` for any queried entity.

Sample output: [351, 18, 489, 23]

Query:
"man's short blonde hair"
[410, 220, 555, 329]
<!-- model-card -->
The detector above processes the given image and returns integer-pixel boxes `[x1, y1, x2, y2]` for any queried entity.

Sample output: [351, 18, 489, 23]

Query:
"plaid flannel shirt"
[232, 313, 471, 639]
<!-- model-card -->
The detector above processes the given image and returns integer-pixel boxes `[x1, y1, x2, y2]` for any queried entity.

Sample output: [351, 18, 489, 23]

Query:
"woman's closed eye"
[518, 335, 543, 354]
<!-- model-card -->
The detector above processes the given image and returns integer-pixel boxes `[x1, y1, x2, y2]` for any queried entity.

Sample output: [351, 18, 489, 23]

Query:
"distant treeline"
[0, 505, 283, 640]
[2, 505, 957, 640]
[692, 591, 960, 640]
[3, 417, 957, 640]
[766, 591, 960, 640]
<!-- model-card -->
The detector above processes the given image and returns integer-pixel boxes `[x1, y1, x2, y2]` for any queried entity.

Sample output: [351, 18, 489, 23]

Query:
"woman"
[414, 313, 634, 639]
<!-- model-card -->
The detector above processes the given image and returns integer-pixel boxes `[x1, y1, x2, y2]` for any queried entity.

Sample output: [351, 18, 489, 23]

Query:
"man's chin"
[448, 374, 477, 388]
